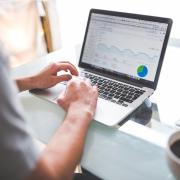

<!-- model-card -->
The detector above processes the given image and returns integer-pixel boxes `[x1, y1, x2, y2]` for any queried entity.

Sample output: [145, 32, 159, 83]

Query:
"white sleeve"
[0, 49, 41, 179]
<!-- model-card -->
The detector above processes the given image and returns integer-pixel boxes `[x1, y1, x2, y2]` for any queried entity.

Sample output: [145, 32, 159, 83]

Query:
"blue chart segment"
[137, 65, 148, 77]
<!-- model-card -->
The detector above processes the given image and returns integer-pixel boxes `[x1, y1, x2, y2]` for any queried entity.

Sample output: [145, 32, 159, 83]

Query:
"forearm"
[28, 104, 92, 180]
[16, 76, 36, 92]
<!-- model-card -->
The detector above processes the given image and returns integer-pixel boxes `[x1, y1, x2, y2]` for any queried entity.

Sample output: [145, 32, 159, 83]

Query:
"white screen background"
[82, 13, 168, 81]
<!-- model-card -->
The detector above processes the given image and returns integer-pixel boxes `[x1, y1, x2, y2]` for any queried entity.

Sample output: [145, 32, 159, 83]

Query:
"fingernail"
[67, 74, 72, 79]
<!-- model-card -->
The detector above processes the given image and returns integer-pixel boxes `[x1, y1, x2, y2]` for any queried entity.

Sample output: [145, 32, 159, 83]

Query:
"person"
[0, 45, 98, 179]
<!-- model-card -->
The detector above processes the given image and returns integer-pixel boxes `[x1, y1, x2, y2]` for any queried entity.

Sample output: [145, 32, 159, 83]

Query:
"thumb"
[54, 74, 72, 84]
[57, 90, 66, 109]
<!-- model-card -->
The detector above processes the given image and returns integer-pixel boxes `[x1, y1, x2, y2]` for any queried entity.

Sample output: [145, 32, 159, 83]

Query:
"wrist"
[28, 75, 38, 89]
[67, 102, 94, 126]
[16, 76, 37, 92]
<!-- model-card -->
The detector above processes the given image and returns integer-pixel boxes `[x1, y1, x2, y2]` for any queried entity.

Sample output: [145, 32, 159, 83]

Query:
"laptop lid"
[79, 9, 172, 90]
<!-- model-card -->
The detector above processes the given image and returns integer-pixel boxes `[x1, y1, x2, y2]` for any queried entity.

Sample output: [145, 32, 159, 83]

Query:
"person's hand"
[28, 79, 98, 180]
[32, 61, 78, 89]
[57, 78, 98, 121]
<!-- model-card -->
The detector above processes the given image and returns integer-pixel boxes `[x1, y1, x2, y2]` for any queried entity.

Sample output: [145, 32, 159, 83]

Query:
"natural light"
[57, 0, 180, 47]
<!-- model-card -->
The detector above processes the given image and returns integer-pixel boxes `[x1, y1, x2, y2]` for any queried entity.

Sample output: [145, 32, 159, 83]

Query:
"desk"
[12, 46, 177, 179]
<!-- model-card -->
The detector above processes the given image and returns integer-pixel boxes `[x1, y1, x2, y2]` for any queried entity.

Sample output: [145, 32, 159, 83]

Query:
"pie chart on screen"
[137, 65, 148, 78]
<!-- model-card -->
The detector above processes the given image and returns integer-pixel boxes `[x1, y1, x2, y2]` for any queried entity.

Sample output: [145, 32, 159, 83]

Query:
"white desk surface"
[12, 46, 176, 179]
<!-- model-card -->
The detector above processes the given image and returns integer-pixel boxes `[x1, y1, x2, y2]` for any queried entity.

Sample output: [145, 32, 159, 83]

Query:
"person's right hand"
[57, 78, 98, 122]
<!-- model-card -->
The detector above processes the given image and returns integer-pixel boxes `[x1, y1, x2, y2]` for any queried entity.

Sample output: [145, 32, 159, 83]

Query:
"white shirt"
[0, 47, 40, 179]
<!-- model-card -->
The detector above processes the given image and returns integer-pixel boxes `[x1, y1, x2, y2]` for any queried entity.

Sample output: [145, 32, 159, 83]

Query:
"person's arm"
[16, 61, 78, 92]
[27, 79, 98, 180]
[0, 46, 41, 180]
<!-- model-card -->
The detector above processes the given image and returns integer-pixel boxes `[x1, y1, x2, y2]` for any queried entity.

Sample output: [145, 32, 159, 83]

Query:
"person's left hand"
[31, 61, 79, 89]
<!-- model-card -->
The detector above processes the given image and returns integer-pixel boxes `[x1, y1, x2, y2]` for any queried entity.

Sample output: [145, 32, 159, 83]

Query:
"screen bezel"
[79, 8, 173, 90]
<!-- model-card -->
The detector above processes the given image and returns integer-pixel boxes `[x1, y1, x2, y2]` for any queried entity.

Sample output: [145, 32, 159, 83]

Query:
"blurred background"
[57, 0, 180, 47]
[0, 0, 61, 67]
[0, 0, 179, 67]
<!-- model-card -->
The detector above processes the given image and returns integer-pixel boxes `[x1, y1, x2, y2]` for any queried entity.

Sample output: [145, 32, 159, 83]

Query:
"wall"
[56, 0, 180, 47]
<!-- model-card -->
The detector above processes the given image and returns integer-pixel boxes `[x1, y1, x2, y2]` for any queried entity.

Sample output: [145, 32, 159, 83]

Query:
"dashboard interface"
[81, 13, 168, 82]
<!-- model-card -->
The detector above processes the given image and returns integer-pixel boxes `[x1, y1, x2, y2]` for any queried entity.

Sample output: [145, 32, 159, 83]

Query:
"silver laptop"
[30, 9, 172, 126]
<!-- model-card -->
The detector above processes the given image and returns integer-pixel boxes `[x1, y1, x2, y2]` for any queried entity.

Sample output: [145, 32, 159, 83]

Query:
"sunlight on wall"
[57, 0, 180, 47]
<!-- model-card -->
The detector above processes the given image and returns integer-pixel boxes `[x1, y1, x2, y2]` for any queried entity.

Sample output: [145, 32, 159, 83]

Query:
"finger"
[84, 78, 91, 85]
[57, 90, 66, 107]
[67, 79, 77, 90]
[59, 61, 76, 68]
[59, 61, 78, 72]
[92, 86, 99, 106]
[78, 78, 91, 88]
[54, 62, 79, 76]
[53, 74, 72, 84]
[93, 86, 99, 97]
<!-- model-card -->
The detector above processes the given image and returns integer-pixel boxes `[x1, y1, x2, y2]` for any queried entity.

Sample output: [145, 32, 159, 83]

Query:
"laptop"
[30, 9, 172, 126]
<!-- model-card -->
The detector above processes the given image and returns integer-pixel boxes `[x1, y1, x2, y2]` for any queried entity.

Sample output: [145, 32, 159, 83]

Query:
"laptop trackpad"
[30, 83, 66, 102]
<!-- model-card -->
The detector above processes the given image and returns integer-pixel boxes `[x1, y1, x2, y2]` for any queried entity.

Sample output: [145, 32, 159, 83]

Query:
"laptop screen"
[79, 9, 172, 89]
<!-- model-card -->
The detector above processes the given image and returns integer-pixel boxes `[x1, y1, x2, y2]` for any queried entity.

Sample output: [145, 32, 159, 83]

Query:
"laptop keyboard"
[81, 72, 145, 107]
